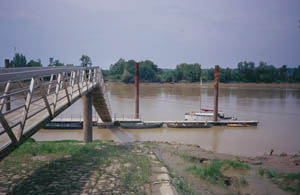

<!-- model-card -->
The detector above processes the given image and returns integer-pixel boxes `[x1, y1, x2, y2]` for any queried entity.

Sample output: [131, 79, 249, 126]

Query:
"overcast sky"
[0, 0, 299, 69]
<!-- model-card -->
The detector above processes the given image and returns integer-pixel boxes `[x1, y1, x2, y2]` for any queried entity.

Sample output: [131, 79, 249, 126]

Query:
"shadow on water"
[10, 142, 127, 194]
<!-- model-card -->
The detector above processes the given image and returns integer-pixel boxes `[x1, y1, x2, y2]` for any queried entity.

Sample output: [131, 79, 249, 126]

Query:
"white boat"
[184, 78, 236, 121]
[184, 109, 225, 121]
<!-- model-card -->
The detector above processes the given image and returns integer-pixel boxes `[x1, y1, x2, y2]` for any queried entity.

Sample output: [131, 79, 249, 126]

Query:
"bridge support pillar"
[83, 92, 92, 143]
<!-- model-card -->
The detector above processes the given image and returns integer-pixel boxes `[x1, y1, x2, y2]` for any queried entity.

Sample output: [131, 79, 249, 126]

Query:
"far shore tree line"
[6, 53, 92, 68]
[104, 59, 300, 83]
[4, 53, 300, 83]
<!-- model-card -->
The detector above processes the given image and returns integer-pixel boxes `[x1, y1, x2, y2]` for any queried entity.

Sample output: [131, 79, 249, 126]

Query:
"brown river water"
[33, 83, 300, 157]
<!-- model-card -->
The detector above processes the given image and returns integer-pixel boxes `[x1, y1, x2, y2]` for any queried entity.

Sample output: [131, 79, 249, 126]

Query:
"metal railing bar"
[2, 105, 25, 115]
[27, 107, 47, 120]
[56, 95, 67, 103]
[9, 121, 21, 130]
[0, 129, 6, 136]
[30, 96, 44, 104]
[0, 88, 29, 99]
[0, 142, 12, 152]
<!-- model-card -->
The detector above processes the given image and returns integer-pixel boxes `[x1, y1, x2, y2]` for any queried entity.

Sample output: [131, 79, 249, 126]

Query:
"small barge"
[120, 122, 163, 129]
[44, 121, 82, 129]
[167, 122, 212, 128]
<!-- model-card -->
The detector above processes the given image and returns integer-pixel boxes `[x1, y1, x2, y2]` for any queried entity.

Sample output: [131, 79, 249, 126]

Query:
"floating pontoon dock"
[48, 118, 258, 128]
[142, 120, 259, 126]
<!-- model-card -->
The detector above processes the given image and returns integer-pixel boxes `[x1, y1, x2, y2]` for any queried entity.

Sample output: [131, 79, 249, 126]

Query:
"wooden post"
[83, 93, 92, 143]
[4, 59, 10, 111]
[213, 65, 219, 122]
[135, 63, 139, 119]
[5, 59, 9, 68]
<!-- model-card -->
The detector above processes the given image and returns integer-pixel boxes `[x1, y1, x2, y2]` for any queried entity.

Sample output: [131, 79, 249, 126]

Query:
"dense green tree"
[173, 63, 201, 82]
[54, 60, 64, 66]
[10, 53, 27, 67]
[294, 66, 300, 82]
[107, 59, 163, 82]
[237, 61, 256, 82]
[27, 59, 42, 67]
[109, 58, 126, 76]
[161, 71, 175, 82]
[101, 58, 300, 83]
[278, 65, 288, 82]
[121, 69, 133, 83]
[48, 57, 54, 66]
[48, 57, 64, 66]
[80, 55, 92, 67]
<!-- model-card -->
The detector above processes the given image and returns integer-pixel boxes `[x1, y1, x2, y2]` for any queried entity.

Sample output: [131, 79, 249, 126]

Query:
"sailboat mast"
[199, 77, 202, 111]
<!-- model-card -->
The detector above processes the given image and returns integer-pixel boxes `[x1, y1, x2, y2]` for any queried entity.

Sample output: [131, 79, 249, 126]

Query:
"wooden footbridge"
[0, 66, 112, 160]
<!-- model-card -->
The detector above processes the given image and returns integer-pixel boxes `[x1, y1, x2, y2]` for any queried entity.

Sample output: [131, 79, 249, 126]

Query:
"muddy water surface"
[33, 83, 300, 157]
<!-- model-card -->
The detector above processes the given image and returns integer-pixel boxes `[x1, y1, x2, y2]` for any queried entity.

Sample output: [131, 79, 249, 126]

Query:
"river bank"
[106, 81, 300, 89]
[1, 140, 299, 194]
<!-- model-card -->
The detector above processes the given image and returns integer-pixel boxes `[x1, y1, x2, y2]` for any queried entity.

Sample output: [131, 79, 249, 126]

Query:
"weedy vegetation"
[184, 156, 250, 187]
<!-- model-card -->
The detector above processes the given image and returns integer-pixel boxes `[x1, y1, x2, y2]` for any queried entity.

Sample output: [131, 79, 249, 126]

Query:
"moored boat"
[44, 122, 83, 129]
[184, 110, 225, 121]
[120, 122, 163, 129]
[184, 109, 237, 121]
[167, 122, 212, 128]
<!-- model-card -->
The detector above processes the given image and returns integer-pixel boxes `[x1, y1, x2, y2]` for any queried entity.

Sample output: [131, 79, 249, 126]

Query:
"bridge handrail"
[0, 66, 97, 83]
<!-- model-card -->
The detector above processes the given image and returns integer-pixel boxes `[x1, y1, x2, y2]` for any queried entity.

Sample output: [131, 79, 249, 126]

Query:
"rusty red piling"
[213, 65, 219, 122]
[135, 63, 139, 119]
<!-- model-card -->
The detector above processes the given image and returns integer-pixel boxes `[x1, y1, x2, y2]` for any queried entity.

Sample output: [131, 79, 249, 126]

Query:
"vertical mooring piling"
[135, 63, 140, 119]
[4, 59, 10, 111]
[83, 93, 92, 143]
[213, 65, 219, 122]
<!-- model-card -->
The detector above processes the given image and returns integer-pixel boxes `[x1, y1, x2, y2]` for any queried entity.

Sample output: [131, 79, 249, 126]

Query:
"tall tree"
[10, 53, 27, 67]
[48, 57, 64, 66]
[80, 55, 92, 67]
[48, 57, 54, 66]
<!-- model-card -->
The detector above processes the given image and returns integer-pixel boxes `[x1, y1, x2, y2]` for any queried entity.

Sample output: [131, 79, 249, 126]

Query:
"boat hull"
[44, 122, 83, 129]
[120, 122, 163, 129]
[167, 122, 212, 128]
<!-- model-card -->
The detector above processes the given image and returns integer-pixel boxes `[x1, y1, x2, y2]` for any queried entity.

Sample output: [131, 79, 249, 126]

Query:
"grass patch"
[0, 140, 141, 194]
[161, 164, 194, 195]
[120, 154, 152, 194]
[185, 158, 249, 187]
[169, 171, 195, 195]
[258, 167, 265, 176]
[154, 154, 194, 194]
[186, 161, 228, 187]
[258, 168, 300, 194]
[183, 155, 250, 170]
[222, 159, 250, 170]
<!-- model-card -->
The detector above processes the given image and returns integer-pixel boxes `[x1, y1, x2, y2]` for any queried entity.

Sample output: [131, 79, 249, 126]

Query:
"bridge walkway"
[0, 66, 112, 160]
